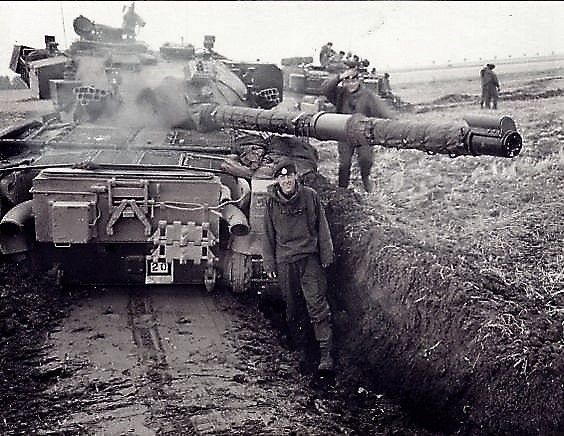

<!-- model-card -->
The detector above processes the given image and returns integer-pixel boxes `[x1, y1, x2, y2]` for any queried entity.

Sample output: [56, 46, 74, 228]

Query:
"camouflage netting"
[314, 181, 563, 435]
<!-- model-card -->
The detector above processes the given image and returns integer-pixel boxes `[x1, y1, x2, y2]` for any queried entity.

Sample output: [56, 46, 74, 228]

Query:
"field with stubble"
[313, 62, 563, 434]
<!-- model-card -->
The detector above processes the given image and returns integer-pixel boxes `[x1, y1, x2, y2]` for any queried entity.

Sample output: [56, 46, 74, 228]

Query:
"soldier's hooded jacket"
[263, 182, 334, 273]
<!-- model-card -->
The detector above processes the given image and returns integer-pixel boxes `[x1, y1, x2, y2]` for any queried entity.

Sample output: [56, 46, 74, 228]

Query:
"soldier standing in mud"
[263, 159, 336, 377]
[321, 68, 394, 192]
[481, 63, 501, 109]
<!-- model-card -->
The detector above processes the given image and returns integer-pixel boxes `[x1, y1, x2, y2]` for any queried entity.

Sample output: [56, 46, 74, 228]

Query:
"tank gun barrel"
[203, 105, 522, 158]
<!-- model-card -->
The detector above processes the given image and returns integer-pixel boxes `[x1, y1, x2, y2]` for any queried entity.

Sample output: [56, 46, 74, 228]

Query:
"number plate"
[147, 260, 171, 275]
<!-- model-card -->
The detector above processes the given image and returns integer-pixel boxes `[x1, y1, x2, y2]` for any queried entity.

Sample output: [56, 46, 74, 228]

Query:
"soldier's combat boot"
[318, 351, 334, 372]
[314, 344, 335, 389]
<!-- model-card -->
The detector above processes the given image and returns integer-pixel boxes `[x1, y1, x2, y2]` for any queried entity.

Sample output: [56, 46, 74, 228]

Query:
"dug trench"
[315, 178, 563, 435]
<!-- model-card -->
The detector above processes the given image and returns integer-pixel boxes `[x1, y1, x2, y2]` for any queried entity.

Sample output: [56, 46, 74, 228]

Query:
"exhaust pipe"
[0, 200, 34, 255]
[220, 179, 251, 206]
[221, 204, 250, 236]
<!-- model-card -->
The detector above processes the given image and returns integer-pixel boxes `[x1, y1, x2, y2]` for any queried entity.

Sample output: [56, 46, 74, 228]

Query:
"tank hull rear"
[31, 243, 217, 285]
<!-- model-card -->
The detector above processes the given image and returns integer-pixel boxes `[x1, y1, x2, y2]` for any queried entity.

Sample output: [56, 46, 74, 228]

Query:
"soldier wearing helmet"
[321, 68, 394, 192]
[263, 159, 336, 377]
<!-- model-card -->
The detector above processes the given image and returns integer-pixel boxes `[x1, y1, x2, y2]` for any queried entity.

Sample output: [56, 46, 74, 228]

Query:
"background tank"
[280, 55, 412, 113]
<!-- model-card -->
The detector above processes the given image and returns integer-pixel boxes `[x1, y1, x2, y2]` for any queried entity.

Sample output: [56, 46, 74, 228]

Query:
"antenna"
[60, 2, 67, 47]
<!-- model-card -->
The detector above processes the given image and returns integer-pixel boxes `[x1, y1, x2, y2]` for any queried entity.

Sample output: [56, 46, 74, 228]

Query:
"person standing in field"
[321, 68, 394, 192]
[482, 63, 501, 109]
[379, 72, 393, 98]
[479, 64, 488, 108]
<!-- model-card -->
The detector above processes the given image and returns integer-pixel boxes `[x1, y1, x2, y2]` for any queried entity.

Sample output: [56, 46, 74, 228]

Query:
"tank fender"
[0, 200, 34, 255]
[0, 119, 42, 140]
[229, 232, 264, 256]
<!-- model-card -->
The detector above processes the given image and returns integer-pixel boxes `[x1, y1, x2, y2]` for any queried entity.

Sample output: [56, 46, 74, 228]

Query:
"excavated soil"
[1, 65, 563, 435]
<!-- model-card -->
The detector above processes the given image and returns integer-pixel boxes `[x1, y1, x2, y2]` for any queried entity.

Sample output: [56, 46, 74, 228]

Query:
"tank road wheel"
[228, 252, 253, 294]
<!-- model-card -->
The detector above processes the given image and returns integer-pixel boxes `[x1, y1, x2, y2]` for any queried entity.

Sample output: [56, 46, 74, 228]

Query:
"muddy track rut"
[23, 286, 420, 435]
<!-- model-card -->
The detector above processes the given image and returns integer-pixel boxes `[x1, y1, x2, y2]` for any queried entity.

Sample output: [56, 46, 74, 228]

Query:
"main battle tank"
[0, 16, 522, 293]
[281, 56, 412, 113]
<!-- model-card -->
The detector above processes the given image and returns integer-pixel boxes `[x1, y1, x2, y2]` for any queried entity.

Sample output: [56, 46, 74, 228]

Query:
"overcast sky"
[1, 1, 562, 76]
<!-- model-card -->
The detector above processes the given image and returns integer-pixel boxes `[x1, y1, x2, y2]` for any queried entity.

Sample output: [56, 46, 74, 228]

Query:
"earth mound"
[313, 177, 563, 435]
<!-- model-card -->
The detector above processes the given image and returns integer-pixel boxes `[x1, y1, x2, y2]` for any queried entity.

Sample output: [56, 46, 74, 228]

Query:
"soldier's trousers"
[484, 86, 499, 109]
[338, 141, 373, 188]
[277, 255, 333, 350]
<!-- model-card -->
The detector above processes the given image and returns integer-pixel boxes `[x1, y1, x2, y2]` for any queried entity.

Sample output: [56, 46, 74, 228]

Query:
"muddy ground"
[1, 64, 563, 435]
[0, 262, 432, 436]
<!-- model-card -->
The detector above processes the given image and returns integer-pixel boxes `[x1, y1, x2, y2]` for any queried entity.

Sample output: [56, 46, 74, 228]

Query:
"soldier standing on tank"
[482, 63, 501, 109]
[122, 2, 145, 40]
[330, 50, 346, 64]
[321, 68, 394, 192]
[319, 42, 334, 67]
[345, 54, 361, 69]
[263, 159, 336, 377]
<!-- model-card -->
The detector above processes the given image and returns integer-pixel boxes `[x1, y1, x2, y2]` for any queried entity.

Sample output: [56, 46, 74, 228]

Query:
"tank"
[0, 10, 302, 293]
[0, 12, 523, 294]
[280, 56, 412, 112]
